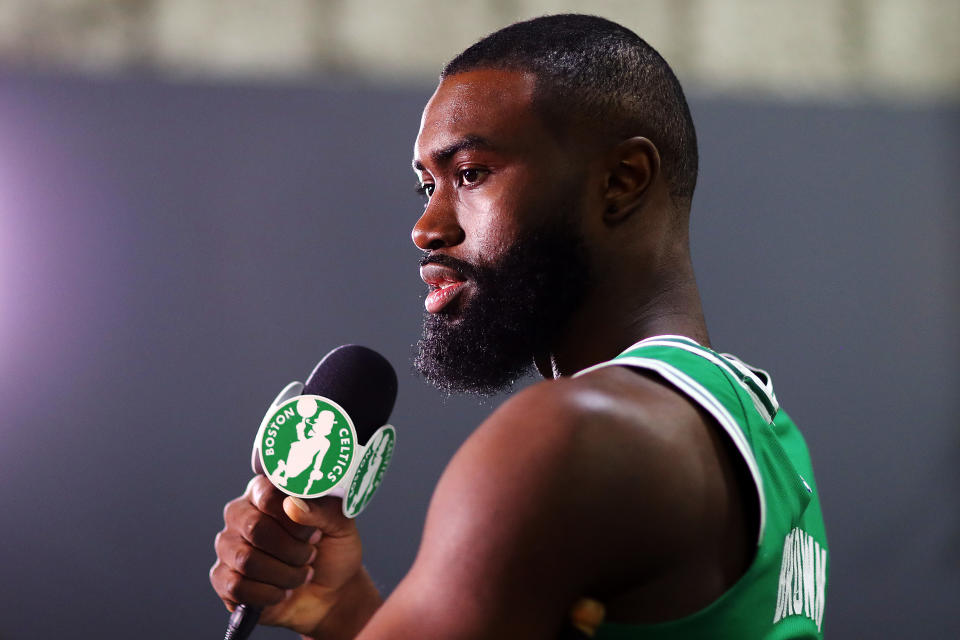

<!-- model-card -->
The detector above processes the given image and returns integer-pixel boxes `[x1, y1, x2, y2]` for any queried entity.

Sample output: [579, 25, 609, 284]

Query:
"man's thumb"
[282, 495, 354, 535]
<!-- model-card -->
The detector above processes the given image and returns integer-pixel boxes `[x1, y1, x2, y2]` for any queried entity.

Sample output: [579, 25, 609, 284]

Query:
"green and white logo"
[257, 395, 357, 498]
[343, 425, 395, 518]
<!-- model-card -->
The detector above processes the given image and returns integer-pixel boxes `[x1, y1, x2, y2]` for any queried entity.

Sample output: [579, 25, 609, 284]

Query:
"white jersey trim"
[576, 354, 767, 546]
[720, 353, 780, 414]
[634, 339, 777, 423]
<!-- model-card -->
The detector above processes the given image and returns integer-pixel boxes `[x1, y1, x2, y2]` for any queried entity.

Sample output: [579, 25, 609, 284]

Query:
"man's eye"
[415, 182, 435, 198]
[459, 168, 486, 185]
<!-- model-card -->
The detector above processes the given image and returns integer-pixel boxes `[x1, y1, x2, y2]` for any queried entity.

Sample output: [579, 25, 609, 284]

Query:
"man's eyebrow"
[412, 135, 495, 171]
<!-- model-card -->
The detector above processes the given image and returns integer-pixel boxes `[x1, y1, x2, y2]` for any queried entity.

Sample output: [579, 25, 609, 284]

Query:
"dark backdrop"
[0, 73, 956, 638]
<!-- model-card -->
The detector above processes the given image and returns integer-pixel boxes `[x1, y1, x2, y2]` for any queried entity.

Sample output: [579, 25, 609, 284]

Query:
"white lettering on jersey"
[773, 527, 827, 630]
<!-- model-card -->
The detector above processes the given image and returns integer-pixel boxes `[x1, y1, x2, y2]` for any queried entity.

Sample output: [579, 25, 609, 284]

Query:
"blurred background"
[0, 1, 956, 638]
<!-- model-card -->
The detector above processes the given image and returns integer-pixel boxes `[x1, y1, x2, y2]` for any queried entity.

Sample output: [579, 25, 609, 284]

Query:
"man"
[210, 14, 828, 639]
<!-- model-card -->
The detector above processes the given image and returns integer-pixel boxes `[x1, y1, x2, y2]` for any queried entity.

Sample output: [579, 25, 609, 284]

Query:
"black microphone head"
[302, 345, 397, 445]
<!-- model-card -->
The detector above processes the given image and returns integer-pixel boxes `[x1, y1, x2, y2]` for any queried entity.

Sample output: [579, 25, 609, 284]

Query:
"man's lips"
[424, 282, 467, 313]
[420, 263, 468, 314]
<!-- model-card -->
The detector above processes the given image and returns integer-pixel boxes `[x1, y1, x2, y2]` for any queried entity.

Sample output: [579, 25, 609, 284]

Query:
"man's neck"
[537, 260, 709, 378]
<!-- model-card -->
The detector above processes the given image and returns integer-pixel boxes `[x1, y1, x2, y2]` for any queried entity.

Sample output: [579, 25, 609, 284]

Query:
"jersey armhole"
[576, 357, 767, 546]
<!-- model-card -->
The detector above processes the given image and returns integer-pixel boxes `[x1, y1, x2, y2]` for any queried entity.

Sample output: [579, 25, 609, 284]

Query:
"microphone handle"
[224, 604, 261, 640]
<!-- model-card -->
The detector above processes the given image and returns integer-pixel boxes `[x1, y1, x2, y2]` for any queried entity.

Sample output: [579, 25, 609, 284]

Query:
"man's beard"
[414, 221, 591, 396]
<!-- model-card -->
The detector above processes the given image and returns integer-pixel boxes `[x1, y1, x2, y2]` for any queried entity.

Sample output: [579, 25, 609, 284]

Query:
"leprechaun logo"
[343, 425, 395, 517]
[258, 395, 357, 498]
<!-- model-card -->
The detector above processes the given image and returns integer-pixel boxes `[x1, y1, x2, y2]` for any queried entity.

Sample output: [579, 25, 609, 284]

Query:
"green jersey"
[577, 335, 828, 639]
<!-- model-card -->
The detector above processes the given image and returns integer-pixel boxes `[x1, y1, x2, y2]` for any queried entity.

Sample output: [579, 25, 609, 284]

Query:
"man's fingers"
[215, 528, 316, 581]
[247, 476, 317, 542]
[222, 496, 316, 566]
[214, 531, 314, 589]
[210, 561, 290, 609]
[237, 508, 317, 566]
[570, 598, 606, 637]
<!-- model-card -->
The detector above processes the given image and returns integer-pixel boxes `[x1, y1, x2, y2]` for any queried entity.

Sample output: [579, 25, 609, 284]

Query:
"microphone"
[301, 345, 398, 444]
[225, 345, 398, 640]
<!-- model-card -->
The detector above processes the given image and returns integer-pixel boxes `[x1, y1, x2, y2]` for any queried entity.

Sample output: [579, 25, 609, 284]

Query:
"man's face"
[411, 69, 592, 394]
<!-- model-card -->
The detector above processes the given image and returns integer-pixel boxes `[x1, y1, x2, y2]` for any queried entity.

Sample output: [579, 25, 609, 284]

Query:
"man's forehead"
[414, 69, 540, 166]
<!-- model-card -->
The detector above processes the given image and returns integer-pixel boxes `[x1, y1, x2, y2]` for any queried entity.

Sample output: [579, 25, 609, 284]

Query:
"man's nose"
[411, 193, 465, 251]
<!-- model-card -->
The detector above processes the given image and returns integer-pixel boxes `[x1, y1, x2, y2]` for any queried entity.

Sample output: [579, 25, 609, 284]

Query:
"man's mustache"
[419, 252, 482, 282]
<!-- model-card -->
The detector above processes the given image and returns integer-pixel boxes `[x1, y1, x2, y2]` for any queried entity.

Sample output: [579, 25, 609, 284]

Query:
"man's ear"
[603, 137, 661, 223]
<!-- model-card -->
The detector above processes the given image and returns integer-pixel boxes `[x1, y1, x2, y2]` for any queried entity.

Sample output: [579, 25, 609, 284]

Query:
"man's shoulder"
[401, 363, 754, 628]
[428, 364, 725, 570]
[471, 364, 714, 471]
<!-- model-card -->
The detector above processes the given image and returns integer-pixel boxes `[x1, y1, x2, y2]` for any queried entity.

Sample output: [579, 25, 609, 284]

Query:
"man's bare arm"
[352, 368, 737, 638]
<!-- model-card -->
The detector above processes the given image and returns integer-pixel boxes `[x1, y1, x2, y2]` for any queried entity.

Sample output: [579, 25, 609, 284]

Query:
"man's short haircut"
[443, 14, 698, 208]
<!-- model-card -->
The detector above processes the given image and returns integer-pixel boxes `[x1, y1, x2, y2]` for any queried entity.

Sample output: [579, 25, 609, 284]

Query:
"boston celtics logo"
[257, 395, 357, 498]
[343, 425, 395, 517]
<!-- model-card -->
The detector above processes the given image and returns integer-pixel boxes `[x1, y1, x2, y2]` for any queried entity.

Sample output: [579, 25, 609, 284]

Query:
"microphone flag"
[252, 384, 395, 517]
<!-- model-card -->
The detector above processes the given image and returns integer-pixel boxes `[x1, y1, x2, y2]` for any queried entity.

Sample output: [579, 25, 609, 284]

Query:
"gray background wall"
[0, 72, 956, 638]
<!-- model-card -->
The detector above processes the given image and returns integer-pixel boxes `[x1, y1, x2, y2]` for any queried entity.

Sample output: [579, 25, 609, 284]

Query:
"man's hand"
[210, 475, 381, 639]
